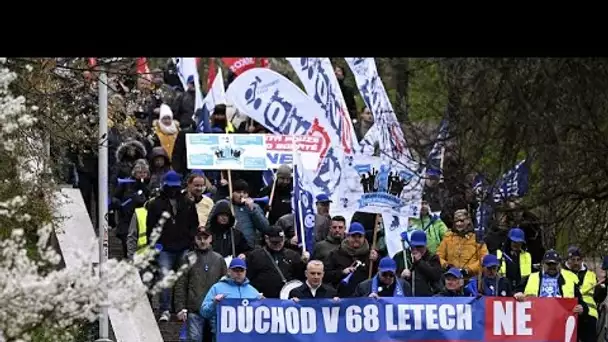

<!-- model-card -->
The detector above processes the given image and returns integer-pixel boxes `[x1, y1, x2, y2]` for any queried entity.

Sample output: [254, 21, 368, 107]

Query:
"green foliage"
[406, 58, 448, 123]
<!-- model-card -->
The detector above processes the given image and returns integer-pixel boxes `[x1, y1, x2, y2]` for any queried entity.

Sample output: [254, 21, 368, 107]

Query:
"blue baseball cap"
[162, 170, 182, 187]
[229, 258, 247, 270]
[348, 222, 365, 236]
[567, 246, 582, 258]
[444, 267, 463, 279]
[378, 257, 397, 274]
[410, 230, 427, 247]
[482, 254, 499, 268]
[187, 75, 195, 84]
[316, 194, 332, 203]
[508, 227, 526, 243]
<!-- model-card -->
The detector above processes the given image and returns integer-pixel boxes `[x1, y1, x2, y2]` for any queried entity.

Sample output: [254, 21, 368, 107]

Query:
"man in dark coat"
[146, 170, 199, 322]
[353, 257, 412, 298]
[246, 227, 307, 298]
[289, 260, 338, 300]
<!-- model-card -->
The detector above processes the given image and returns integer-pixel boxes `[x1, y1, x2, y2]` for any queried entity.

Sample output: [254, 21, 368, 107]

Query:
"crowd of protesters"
[67, 59, 606, 342]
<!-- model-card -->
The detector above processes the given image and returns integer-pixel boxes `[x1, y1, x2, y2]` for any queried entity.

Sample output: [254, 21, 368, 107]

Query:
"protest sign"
[186, 134, 323, 170]
[217, 297, 577, 342]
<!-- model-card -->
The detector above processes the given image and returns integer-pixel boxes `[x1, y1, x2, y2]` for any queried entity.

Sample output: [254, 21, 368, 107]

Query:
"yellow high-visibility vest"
[578, 269, 598, 319]
[226, 122, 235, 133]
[497, 250, 532, 278]
[524, 270, 576, 298]
[135, 207, 148, 253]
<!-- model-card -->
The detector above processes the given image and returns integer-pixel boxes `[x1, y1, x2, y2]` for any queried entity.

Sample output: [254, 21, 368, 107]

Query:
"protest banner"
[186, 134, 323, 170]
[217, 297, 577, 342]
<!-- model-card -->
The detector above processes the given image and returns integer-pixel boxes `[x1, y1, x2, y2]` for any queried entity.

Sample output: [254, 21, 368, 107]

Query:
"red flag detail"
[221, 57, 256, 76]
[207, 59, 217, 91]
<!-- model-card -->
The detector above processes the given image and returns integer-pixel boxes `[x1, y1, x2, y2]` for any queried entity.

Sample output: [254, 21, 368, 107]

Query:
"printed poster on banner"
[217, 297, 578, 342]
[265, 135, 324, 170]
[185, 134, 325, 171]
[186, 134, 267, 170]
[337, 154, 422, 217]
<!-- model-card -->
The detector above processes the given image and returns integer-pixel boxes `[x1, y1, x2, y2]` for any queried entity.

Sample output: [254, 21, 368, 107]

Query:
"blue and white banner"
[334, 154, 422, 256]
[427, 118, 449, 173]
[344, 58, 411, 161]
[217, 297, 578, 342]
[286, 58, 359, 156]
[492, 159, 530, 203]
[173, 57, 204, 117]
[225, 68, 342, 202]
[197, 66, 226, 132]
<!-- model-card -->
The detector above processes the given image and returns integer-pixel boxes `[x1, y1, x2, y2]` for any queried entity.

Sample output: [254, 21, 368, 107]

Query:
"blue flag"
[293, 162, 315, 254]
[492, 159, 529, 203]
[426, 118, 449, 172]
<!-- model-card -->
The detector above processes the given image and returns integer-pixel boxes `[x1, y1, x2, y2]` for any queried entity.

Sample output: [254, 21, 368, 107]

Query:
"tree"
[0, 58, 187, 342]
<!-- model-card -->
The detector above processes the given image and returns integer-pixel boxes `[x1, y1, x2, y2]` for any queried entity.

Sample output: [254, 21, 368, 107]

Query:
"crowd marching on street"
[69, 59, 607, 342]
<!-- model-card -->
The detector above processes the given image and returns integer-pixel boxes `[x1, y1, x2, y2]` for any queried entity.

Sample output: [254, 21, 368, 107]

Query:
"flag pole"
[96, 68, 112, 342]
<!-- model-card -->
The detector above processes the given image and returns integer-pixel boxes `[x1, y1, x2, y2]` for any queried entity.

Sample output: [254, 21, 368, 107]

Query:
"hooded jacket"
[148, 146, 171, 191]
[206, 199, 270, 249]
[206, 200, 251, 257]
[110, 140, 147, 192]
[409, 215, 448, 254]
[151, 104, 180, 161]
[200, 276, 260, 333]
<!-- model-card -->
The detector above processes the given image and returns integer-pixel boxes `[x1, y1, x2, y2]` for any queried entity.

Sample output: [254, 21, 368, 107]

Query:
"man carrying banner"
[353, 257, 412, 298]
[562, 246, 598, 342]
[393, 230, 443, 297]
[435, 268, 471, 297]
[200, 258, 262, 342]
[246, 227, 308, 298]
[515, 250, 586, 319]
[465, 254, 512, 297]
[324, 222, 378, 297]
[289, 260, 338, 300]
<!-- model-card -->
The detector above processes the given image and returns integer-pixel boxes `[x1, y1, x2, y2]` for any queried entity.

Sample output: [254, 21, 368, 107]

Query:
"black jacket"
[110, 140, 148, 193]
[353, 277, 412, 297]
[246, 246, 306, 299]
[207, 200, 251, 257]
[110, 178, 150, 236]
[259, 184, 292, 226]
[324, 243, 378, 298]
[289, 283, 337, 299]
[145, 191, 198, 252]
[393, 251, 444, 297]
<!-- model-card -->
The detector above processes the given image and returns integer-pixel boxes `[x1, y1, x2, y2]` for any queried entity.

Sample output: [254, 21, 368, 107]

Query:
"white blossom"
[0, 59, 187, 341]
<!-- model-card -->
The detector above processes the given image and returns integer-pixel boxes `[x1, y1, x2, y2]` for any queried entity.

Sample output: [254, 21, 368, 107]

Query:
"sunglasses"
[381, 272, 395, 278]
[231, 268, 245, 273]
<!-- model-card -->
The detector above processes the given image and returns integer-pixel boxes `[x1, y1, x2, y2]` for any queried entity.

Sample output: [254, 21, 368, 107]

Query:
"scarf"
[158, 120, 179, 135]
[340, 238, 370, 257]
[371, 274, 404, 297]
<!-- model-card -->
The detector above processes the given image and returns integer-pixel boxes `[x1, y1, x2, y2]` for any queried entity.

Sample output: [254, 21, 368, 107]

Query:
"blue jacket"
[200, 276, 260, 333]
